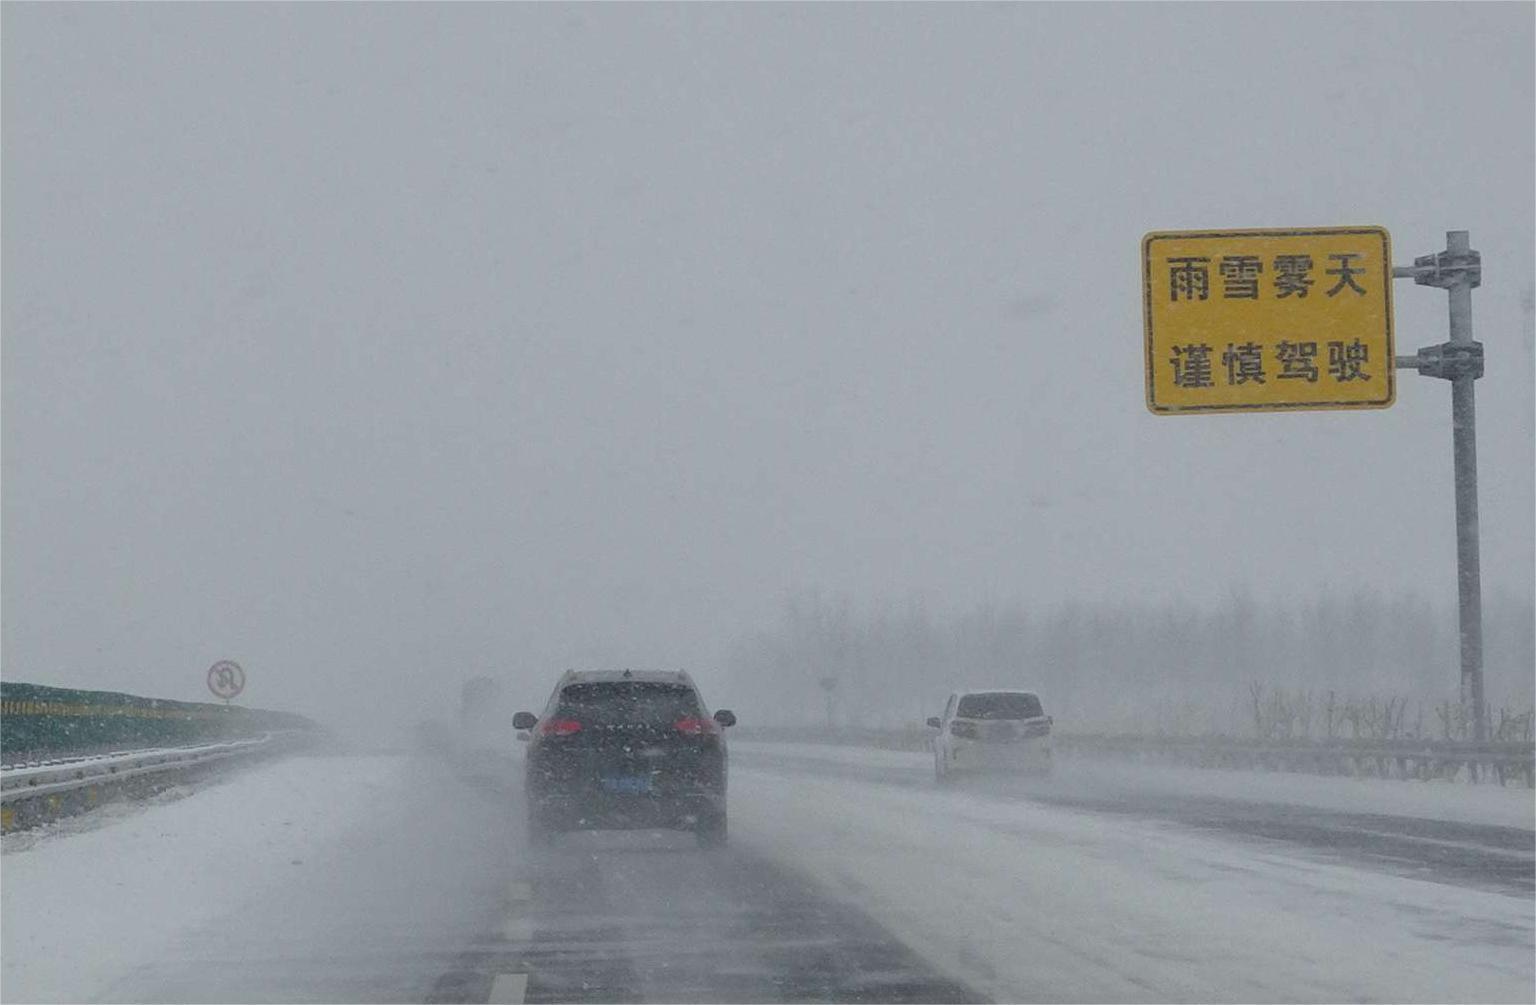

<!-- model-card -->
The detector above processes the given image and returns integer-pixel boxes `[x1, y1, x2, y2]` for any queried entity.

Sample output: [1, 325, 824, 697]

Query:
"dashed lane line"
[488, 973, 528, 1004]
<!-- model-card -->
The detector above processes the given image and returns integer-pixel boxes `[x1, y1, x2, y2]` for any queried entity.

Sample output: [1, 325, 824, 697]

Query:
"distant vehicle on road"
[927, 690, 1053, 783]
[514, 669, 736, 847]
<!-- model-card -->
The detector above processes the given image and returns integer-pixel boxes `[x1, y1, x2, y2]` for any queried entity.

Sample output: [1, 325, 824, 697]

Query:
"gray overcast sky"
[3, 3, 1532, 741]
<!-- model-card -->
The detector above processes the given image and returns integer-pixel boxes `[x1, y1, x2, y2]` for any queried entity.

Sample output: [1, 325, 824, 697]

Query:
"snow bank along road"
[2, 743, 1531, 1004]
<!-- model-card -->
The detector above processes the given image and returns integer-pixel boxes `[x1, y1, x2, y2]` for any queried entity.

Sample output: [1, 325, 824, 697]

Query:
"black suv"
[514, 670, 735, 847]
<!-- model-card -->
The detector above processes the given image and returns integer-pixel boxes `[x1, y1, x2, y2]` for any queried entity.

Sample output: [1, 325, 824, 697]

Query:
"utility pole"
[1394, 231, 1487, 744]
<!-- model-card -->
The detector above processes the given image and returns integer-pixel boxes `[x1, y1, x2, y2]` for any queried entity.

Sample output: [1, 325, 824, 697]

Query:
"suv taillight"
[538, 718, 583, 736]
[673, 716, 718, 736]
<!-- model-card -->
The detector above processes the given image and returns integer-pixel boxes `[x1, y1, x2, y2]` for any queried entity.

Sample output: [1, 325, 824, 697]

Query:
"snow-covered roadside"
[1065, 753, 1536, 830]
[0, 755, 436, 1003]
[734, 740, 1536, 830]
[732, 763, 1535, 1004]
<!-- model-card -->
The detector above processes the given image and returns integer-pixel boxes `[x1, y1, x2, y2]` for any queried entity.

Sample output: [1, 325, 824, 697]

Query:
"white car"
[927, 689, 1053, 783]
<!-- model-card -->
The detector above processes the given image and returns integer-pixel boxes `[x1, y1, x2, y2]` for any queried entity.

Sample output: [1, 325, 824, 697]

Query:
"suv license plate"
[600, 775, 652, 795]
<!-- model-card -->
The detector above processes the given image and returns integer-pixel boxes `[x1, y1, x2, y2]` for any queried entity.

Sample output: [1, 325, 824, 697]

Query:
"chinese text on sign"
[1143, 227, 1394, 414]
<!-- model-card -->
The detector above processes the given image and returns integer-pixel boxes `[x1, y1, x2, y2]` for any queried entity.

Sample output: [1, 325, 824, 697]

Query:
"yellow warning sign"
[1143, 227, 1394, 414]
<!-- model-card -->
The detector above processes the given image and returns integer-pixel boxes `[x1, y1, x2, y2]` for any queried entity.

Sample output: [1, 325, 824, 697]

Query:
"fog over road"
[4, 746, 1530, 1004]
[3, 6, 1531, 1003]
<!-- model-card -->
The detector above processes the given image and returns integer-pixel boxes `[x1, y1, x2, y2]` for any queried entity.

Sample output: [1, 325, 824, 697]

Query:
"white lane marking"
[488, 972, 528, 1004]
[502, 917, 534, 943]
[507, 880, 532, 903]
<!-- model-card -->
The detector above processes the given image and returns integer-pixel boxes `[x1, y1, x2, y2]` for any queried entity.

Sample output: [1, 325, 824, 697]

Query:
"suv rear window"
[956, 692, 1043, 720]
[556, 682, 702, 726]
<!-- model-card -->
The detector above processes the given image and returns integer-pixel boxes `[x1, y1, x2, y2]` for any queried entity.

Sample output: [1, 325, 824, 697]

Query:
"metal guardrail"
[735, 726, 1536, 787]
[0, 732, 306, 832]
[1, 680, 319, 764]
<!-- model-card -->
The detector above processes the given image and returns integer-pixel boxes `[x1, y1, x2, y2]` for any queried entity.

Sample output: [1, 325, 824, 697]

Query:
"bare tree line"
[725, 590, 1535, 737]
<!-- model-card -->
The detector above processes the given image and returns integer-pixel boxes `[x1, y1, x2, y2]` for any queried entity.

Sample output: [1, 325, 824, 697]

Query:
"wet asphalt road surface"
[427, 826, 984, 1005]
[740, 747, 1535, 899]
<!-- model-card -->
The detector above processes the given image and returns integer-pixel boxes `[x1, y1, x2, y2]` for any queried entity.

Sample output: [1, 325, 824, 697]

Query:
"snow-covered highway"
[2, 744, 1531, 1003]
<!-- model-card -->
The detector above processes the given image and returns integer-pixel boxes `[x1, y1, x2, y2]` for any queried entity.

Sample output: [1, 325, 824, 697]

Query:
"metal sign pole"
[1394, 230, 1487, 745]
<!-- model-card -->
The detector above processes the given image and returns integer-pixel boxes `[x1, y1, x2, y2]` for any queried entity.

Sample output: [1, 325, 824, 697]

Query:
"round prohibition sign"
[207, 660, 246, 700]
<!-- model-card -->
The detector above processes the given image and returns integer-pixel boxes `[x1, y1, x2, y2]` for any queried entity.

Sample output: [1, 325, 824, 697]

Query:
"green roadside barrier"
[1, 681, 317, 764]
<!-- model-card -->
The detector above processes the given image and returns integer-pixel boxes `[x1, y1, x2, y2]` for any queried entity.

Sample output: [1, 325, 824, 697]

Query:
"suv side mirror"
[512, 711, 538, 731]
[713, 709, 736, 728]
[926, 717, 942, 729]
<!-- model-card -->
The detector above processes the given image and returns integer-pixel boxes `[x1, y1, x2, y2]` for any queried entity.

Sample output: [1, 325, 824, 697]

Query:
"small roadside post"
[819, 676, 838, 731]
[1142, 226, 1490, 752]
